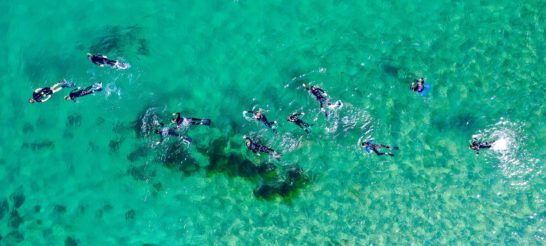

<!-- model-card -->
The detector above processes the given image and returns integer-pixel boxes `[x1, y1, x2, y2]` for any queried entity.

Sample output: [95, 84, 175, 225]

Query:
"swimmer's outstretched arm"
[40, 95, 51, 102]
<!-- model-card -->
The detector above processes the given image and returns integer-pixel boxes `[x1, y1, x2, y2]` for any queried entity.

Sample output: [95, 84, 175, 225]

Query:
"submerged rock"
[125, 209, 136, 220]
[161, 141, 200, 176]
[66, 114, 82, 128]
[8, 210, 23, 228]
[127, 145, 150, 162]
[254, 165, 309, 200]
[22, 140, 54, 151]
[0, 199, 8, 220]
[54, 205, 67, 214]
[109, 138, 124, 153]
[10, 190, 25, 208]
[65, 236, 78, 246]
[127, 165, 154, 181]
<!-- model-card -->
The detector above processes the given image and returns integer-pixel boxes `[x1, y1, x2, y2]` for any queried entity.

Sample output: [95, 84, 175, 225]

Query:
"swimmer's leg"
[59, 80, 76, 89]
[181, 136, 192, 144]
[372, 149, 385, 156]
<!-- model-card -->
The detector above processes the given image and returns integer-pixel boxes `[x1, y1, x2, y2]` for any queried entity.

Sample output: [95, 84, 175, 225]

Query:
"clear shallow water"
[0, 0, 545, 244]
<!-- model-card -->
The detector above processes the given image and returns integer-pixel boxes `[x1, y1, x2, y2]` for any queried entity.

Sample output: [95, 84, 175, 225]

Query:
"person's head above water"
[28, 98, 35, 103]
[254, 111, 262, 118]
[243, 136, 252, 146]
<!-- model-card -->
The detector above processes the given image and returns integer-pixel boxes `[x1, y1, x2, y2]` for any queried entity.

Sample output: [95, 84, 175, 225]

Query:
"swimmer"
[29, 80, 75, 103]
[153, 126, 192, 145]
[244, 110, 277, 133]
[65, 82, 103, 102]
[87, 53, 128, 69]
[243, 136, 282, 160]
[287, 112, 312, 133]
[410, 78, 426, 93]
[469, 140, 492, 154]
[303, 84, 341, 117]
[171, 112, 211, 128]
[362, 140, 398, 156]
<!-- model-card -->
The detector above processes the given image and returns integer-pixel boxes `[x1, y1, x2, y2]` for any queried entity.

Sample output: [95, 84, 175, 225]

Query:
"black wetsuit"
[363, 142, 396, 156]
[287, 113, 311, 133]
[156, 127, 192, 143]
[32, 88, 53, 102]
[249, 111, 276, 131]
[248, 141, 274, 154]
[67, 84, 102, 102]
[310, 87, 329, 107]
[470, 141, 491, 154]
[173, 113, 211, 127]
[89, 54, 117, 66]
[411, 78, 425, 92]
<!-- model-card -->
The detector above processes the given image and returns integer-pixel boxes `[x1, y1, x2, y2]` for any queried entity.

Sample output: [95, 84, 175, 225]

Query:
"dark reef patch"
[160, 141, 200, 176]
[127, 145, 150, 162]
[66, 114, 82, 128]
[22, 123, 34, 134]
[8, 210, 23, 228]
[109, 138, 124, 153]
[10, 190, 25, 209]
[0, 199, 8, 220]
[54, 204, 67, 214]
[65, 236, 78, 246]
[254, 165, 309, 200]
[22, 140, 54, 151]
[127, 165, 155, 181]
[125, 209, 136, 220]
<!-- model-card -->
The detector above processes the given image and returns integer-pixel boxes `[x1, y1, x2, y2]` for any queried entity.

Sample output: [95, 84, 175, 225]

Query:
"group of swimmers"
[28, 54, 126, 104]
[29, 53, 492, 158]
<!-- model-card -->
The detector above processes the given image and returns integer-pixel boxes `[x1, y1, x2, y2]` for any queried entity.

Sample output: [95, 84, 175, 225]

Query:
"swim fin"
[201, 119, 211, 126]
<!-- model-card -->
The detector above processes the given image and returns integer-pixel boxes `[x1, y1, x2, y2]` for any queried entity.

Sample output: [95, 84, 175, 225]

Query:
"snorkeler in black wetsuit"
[362, 140, 398, 156]
[469, 140, 492, 154]
[88, 53, 117, 66]
[410, 78, 426, 93]
[171, 112, 211, 128]
[87, 53, 128, 69]
[303, 84, 341, 117]
[287, 113, 312, 133]
[154, 125, 192, 145]
[29, 80, 75, 103]
[65, 82, 103, 102]
[243, 136, 282, 160]
[244, 110, 277, 132]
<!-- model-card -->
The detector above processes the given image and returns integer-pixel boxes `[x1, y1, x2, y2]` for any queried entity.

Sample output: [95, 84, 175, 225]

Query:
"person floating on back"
[154, 124, 192, 145]
[303, 83, 342, 117]
[410, 78, 426, 93]
[243, 136, 282, 161]
[243, 110, 277, 133]
[362, 140, 398, 156]
[469, 140, 492, 154]
[171, 112, 211, 128]
[287, 112, 312, 133]
[87, 53, 129, 69]
[29, 80, 75, 103]
[65, 82, 103, 102]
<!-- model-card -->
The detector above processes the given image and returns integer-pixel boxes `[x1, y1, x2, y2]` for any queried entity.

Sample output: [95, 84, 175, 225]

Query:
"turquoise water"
[1, 0, 545, 244]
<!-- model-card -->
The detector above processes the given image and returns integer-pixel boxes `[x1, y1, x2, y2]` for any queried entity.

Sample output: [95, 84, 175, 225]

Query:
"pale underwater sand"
[0, 0, 544, 245]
